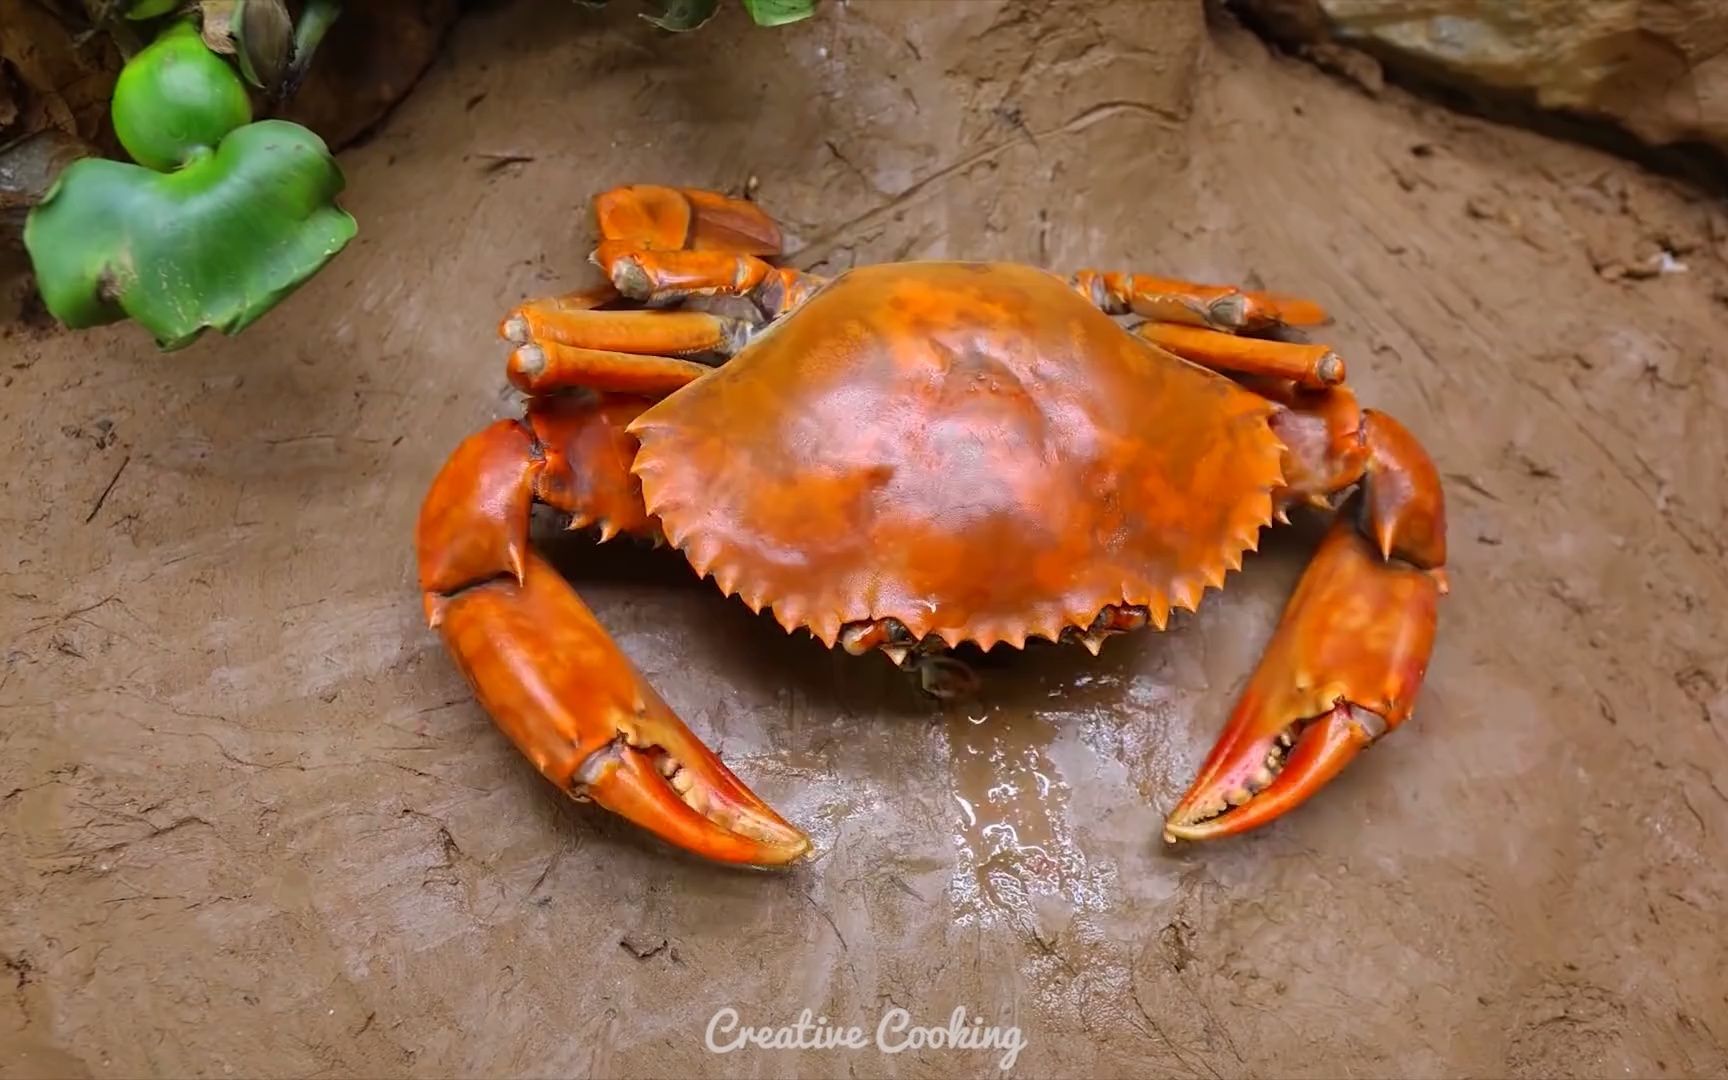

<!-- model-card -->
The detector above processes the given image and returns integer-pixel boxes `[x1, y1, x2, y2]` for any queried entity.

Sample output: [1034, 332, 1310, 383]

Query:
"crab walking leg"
[594, 184, 785, 255]
[416, 393, 810, 866]
[507, 344, 714, 397]
[595, 244, 829, 317]
[496, 185, 793, 360]
[1164, 410, 1448, 842]
[528, 282, 623, 314]
[1134, 322, 1346, 389]
[590, 182, 819, 311]
[494, 280, 629, 347]
[499, 306, 719, 399]
[1072, 269, 1330, 332]
[502, 304, 749, 359]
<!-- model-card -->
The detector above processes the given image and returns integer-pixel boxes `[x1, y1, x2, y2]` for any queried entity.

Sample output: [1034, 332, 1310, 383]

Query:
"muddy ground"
[4, 1, 1728, 1076]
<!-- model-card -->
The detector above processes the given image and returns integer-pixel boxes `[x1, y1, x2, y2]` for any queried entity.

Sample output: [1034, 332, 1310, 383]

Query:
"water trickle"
[943, 700, 1109, 930]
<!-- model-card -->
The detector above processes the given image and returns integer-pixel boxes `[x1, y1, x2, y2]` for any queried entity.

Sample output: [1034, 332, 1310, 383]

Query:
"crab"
[416, 184, 1448, 867]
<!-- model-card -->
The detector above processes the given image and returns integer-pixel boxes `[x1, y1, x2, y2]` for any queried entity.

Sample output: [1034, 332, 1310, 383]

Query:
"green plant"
[579, 0, 816, 33]
[110, 20, 254, 170]
[21, 1, 354, 350]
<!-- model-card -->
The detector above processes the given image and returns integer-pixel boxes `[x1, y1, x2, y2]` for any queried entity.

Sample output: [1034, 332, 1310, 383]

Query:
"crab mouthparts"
[1163, 703, 1385, 842]
[572, 731, 811, 866]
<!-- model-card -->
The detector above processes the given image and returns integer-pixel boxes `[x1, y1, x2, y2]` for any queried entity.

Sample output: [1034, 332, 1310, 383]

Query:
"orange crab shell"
[626, 261, 1289, 651]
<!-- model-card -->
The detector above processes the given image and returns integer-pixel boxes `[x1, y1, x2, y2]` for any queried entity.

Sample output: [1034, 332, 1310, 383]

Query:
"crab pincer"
[418, 406, 809, 867]
[1163, 406, 1448, 841]
[1161, 512, 1444, 841]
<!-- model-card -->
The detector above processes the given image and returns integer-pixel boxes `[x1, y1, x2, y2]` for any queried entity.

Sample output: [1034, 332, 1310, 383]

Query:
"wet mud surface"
[4, 1, 1728, 1076]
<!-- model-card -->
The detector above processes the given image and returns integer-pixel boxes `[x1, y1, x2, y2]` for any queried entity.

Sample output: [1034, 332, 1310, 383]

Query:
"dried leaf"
[234, 0, 293, 91]
[641, 0, 718, 32]
[199, 1, 240, 54]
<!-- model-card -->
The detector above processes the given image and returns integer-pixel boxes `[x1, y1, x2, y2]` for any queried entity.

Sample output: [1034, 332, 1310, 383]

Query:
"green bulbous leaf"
[740, 0, 813, 27]
[23, 119, 357, 350]
[112, 20, 252, 171]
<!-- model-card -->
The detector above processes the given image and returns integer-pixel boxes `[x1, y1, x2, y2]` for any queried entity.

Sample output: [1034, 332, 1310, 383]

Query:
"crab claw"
[1163, 701, 1384, 842]
[1163, 518, 1443, 842]
[431, 552, 810, 867]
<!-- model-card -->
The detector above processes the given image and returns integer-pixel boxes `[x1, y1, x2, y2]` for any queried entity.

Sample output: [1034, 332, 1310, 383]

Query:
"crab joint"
[838, 617, 916, 656]
[1059, 603, 1153, 654]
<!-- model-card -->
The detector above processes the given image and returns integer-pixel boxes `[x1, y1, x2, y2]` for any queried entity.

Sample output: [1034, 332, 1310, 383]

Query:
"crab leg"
[586, 182, 827, 315]
[417, 385, 810, 866]
[594, 246, 828, 317]
[1072, 269, 1329, 332]
[1134, 322, 1345, 389]
[499, 286, 753, 395]
[1261, 383, 1370, 508]
[503, 184, 818, 363]
[502, 305, 747, 356]
[594, 184, 785, 255]
[507, 343, 715, 398]
[1165, 403, 1447, 841]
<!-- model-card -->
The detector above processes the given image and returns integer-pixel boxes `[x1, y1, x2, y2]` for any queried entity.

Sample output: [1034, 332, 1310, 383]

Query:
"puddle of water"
[943, 700, 1111, 931]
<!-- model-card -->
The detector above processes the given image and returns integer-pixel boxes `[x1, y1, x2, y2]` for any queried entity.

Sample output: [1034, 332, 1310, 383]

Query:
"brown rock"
[277, 0, 460, 150]
[1237, 0, 1728, 159]
[1305, 41, 1383, 96]
[0, 128, 94, 246]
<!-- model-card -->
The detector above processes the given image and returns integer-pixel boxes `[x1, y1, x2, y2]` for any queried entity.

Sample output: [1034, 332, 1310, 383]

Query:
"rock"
[1305, 41, 1383, 96]
[278, 0, 460, 150]
[0, 129, 94, 247]
[1234, 0, 1728, 160]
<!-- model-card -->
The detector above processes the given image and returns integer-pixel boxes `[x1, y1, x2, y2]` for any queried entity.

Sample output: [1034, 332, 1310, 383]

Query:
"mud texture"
[4, 1, 1728, 1076]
